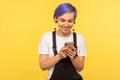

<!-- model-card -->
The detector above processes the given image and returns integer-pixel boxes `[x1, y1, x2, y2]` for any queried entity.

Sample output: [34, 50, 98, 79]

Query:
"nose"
[64, 22, 69, 27]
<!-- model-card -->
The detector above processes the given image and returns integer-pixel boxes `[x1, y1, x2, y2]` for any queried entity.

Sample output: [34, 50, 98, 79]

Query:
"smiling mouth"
[63, 28, 69, 31]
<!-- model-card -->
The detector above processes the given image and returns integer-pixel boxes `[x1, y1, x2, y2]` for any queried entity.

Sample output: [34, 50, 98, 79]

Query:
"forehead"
[58, 12, 75, 20]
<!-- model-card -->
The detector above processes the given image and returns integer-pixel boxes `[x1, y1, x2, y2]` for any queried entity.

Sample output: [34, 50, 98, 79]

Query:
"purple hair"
[53, 3, 77, 20]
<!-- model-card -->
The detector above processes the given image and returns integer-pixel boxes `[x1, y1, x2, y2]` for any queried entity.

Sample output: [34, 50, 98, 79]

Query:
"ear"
[54, 17, 58, 23]
[74, 19, 76, 24]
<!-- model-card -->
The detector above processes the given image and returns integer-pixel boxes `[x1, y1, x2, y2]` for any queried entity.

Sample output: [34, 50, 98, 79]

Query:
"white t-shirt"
[38, 32, 87, 80]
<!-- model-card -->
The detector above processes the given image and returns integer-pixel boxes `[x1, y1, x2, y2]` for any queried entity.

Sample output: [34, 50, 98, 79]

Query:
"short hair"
[53, 3, 77, 20]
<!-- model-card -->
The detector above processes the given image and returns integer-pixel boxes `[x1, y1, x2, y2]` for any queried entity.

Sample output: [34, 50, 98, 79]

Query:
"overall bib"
[49, 31, 83, 80]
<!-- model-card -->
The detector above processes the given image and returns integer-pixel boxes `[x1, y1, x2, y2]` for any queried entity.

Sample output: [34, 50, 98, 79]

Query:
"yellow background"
[0, 0, 120, 80]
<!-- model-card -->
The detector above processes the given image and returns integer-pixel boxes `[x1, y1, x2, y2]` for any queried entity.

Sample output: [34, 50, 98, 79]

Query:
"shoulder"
[43, 32, 52, 36]
[75, 32, 85, 39]
[40, 32, 53, 41]
[42, 32, 52, 38]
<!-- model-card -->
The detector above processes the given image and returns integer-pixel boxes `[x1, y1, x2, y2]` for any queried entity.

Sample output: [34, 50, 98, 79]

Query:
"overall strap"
[73, 32, 77, 50]
[52, 31, 58, 55]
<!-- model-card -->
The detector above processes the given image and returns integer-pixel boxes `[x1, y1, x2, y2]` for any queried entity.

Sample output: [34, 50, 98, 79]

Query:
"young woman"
[38, 3, 87, 80]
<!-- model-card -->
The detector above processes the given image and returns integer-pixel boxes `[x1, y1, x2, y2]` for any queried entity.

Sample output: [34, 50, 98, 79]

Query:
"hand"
[58, 47, 67, 59]
[64, 46, 77, 59]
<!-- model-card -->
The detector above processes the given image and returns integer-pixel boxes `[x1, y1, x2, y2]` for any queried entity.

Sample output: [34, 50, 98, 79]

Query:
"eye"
[68, 19, 74, 23]
[60, 19, 65, 22]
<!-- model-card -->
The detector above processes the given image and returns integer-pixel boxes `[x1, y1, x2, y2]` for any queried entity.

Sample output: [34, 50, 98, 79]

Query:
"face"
[55, 12, 75, 34]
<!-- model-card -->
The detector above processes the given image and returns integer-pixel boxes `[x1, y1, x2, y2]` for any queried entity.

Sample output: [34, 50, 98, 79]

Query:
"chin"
[62, 30, 70, 34]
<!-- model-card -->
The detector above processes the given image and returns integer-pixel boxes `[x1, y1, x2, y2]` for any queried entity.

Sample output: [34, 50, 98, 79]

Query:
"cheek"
[58, 22, 64, 25]
[68, 23, 74, 27]
[57, 22, 64, 27]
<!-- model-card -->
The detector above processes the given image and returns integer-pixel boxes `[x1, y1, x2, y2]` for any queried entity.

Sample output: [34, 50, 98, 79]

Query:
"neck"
[56, 30, 71, 37]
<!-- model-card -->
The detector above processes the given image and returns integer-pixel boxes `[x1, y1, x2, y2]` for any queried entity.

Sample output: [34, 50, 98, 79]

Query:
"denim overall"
[49, 31, 83, 80]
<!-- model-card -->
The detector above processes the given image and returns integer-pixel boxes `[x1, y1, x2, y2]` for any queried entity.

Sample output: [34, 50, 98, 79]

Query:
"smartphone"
[64, 42, 74, 46]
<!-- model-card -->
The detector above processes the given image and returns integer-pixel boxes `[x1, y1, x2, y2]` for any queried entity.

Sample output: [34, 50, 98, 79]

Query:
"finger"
[69, 46, 76, 51]
[65, 48, 75, 55]
[64, 50, 74, 57]
[65, 52, 74, 59]
[62, 54, 67, 58]
[60, 51, 67, 58]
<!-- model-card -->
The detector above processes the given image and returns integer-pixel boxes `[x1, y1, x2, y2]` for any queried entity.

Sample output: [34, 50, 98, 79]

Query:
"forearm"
[40, 54, 61, 70]
[71, 56, 85, 72]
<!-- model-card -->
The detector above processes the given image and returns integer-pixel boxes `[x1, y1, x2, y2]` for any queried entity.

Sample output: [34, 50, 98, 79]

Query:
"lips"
[63, 27, 69, 31]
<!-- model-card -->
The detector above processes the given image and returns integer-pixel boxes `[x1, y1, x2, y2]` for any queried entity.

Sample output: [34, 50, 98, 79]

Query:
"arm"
[39, 47, 67, 70]
[71, 56, 85, 72]
[64, 46, 85, 72]
[39, 54, 61, 71]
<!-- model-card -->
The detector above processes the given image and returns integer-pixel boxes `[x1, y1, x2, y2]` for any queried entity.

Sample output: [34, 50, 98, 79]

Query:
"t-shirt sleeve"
[38, 33, 49, 54]
[77, 35, 87, 56]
